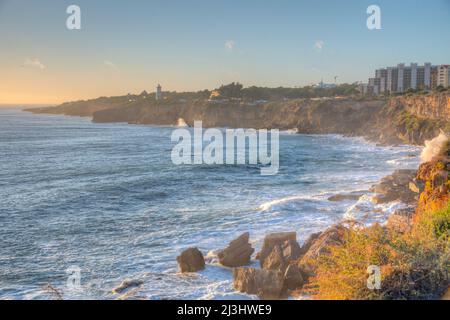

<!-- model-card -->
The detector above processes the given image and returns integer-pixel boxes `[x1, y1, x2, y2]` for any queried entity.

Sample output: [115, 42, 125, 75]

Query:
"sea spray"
[421, 132, 449, 163]
[177, 118, 188, 127]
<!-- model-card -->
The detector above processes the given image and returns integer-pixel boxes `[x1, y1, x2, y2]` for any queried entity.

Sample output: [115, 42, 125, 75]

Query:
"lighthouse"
[156, 84, 162, 100]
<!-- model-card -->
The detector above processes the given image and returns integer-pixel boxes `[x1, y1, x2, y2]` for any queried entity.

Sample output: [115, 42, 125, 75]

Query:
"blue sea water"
[0, 108, 421, 300]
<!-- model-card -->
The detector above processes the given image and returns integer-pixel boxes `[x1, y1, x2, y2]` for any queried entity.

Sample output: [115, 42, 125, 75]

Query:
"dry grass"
[307, 202, 450, 300]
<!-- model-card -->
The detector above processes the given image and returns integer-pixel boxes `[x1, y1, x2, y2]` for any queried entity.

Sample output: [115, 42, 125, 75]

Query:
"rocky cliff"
[389, 93, 450, 121]
[298, 137, 450, 300]
[26, 92, 450, 146]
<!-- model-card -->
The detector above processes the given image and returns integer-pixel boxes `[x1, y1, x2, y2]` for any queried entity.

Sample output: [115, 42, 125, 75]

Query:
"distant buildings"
[360, 63, 450, 95]
[314, 79, 337, 89]
[438, 65, 450, 88]
[155, 84, 163, 100]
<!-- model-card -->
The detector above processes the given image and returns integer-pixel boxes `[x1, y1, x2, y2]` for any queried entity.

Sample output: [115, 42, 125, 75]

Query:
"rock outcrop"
[258, 232, 298, 268]
[386, 207, 415, 233]
[283, 264, 305, 290]
[233, 268, 285, 299]
[300, 225, 347, 262]
[388, 92, 450, 121]
[328, 191, 365, 202]
[297, 224, 348, 278]
[112, 279, 144, 294]
[416, 151, 450, 214]
[176, 248, 205, 273]
[371, 169, 419, 204]
[217, 233, 254, 268]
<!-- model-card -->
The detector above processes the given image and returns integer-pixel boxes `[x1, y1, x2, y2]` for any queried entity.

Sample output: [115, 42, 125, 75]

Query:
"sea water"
[0, 108, 420, 300]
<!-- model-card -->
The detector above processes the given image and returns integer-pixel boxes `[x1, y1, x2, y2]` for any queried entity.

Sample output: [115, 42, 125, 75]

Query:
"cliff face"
[373, 93, 450, 145]
[26, 92, 450, 146]
[92, 98, 385, 133]
[389, 92, 450, 121]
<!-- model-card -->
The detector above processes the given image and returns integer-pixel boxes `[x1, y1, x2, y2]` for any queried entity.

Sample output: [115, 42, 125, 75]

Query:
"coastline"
[15, 98, 448, 300]
[25, 92, 450, 146]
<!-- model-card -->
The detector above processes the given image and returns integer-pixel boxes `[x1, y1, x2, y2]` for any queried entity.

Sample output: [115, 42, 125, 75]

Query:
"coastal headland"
[26, 92, 450, 146]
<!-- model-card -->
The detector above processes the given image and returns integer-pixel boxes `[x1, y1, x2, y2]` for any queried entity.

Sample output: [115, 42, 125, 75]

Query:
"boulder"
[387, 207, 415, 233]
[262, 238, 302, 272]
[370, 170, 418, 204]
[176, 248, 205, 273]
[258, 232, 297, 267]
[233, 267, 285, 299]
[283, 264, 304, 291]
[301, 225, 347, 261]
[328, 191, 365, 202]
[262, 245, 286, 271]
[298, 225, 348, 278]
[112, 279, 144, 294]
[218, 232, 254, 267]
[409, 180, 424, 194]
[281, 239, 302, 262]
[299, 232, 321, 256]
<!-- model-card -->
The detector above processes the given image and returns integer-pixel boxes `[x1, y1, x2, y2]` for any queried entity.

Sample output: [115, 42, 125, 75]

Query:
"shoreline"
[5, 106, 447, 300]
[25, 92, 450, 146]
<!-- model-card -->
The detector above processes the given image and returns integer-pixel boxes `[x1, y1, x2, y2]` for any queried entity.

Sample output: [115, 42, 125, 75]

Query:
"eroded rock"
[283, 264, 304, 291]
[112, 279, 144, 294]
[328, 191, 365, 202]
[262, 245, 286, 271]
[177, 248, 205, 273]
[233, 267, 285, 299]
[258, 232, 297, 267]
[387, 207, 415, 233]
[298, 224, 348, 278]
[218, 232, 254, 267]
[370, 169, 418, 204]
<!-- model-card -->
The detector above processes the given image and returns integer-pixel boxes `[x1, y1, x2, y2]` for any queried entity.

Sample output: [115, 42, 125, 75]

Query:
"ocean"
[0, 108, 421, 300]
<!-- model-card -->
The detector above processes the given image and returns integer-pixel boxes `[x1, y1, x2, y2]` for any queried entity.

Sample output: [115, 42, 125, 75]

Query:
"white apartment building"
[362, 62, 449, 95]
[437, 65, 450, 88]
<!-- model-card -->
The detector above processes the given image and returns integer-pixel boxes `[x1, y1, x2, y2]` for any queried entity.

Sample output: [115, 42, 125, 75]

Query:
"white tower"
[156, 84, 162, 100]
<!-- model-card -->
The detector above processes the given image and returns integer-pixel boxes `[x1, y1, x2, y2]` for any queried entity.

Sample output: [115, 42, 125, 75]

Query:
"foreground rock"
[177, 248, 205, 273]
[255, 232, 304, 293]
[283, 264, 305, 290]
[297, 224, 348, 278]
[112, 279, 144, 294]
[328, 191, 365, 202]
[218, 232, 254, 267]
[387, 207, 415, 233]
[233, 268, 285, 299]
[258, 232, 299, 268]
[371, 169, 419, 204]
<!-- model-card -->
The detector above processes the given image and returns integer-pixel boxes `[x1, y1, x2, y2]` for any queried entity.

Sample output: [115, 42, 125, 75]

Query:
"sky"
[0, 0, 449, 104]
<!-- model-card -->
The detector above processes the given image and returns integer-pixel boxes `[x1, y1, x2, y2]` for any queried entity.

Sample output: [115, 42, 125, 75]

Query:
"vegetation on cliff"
[305, 141, 450, 300]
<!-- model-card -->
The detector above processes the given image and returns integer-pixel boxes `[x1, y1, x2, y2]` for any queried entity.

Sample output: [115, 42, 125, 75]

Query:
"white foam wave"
[259, 195, 310, 212]
[280, 128, 298, 135]
[344, 194, 409, 225]
[176, 118, 188, 127]
[421, 132, 448, 163]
